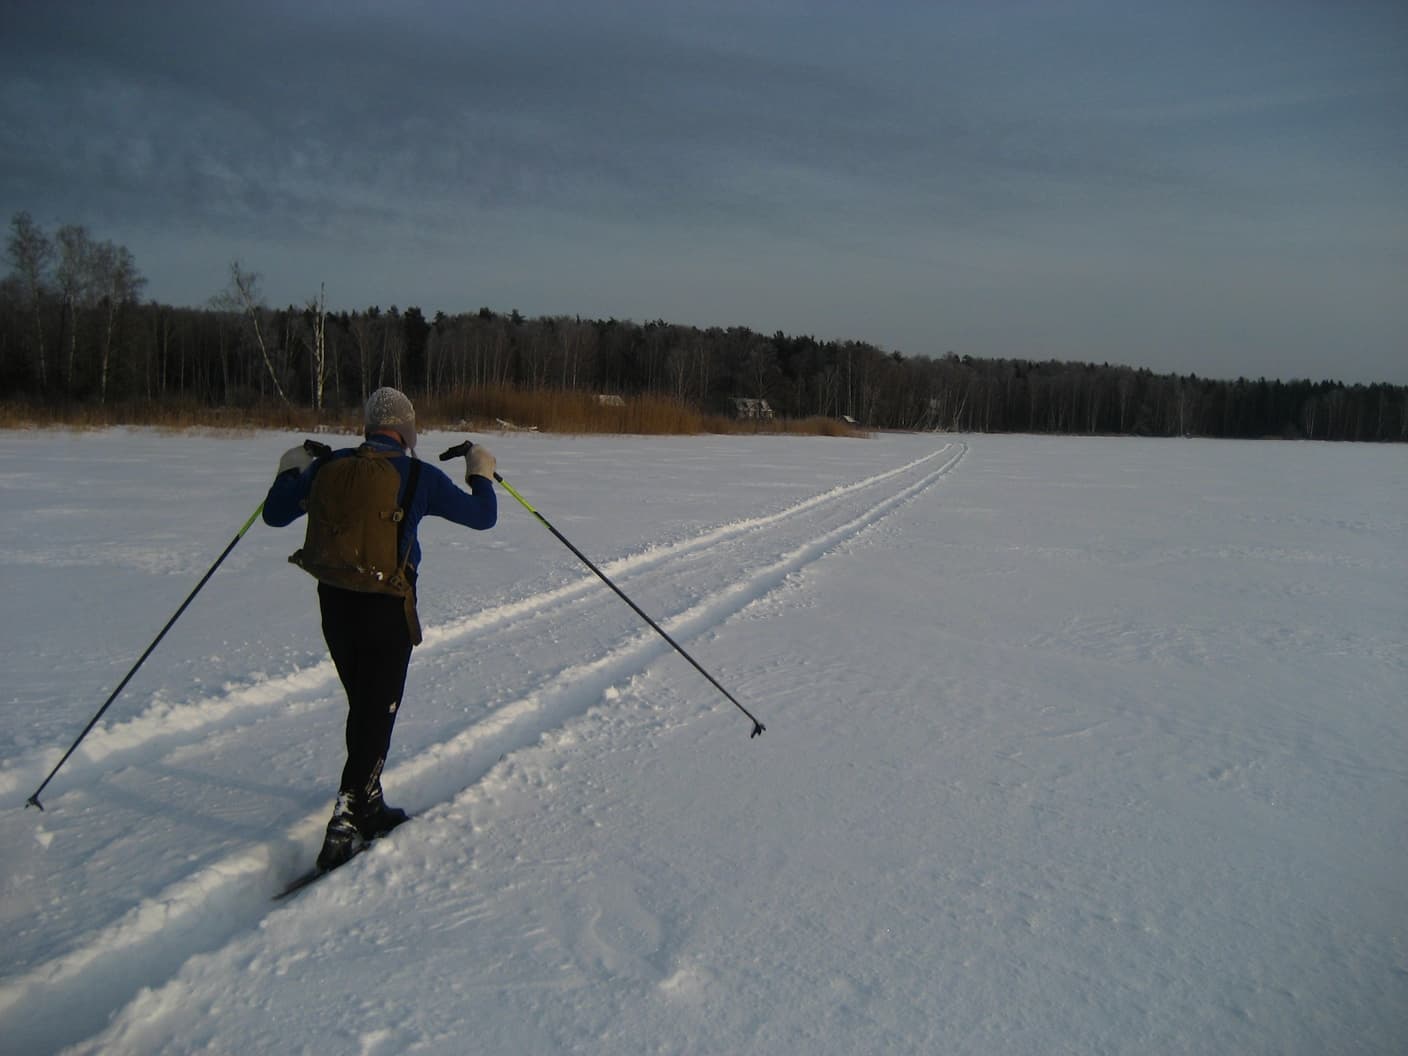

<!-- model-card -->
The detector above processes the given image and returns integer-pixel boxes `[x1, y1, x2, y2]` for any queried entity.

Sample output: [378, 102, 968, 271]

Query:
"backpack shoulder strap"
[396, 457, 423, 571]
[396, 457, 426, 646]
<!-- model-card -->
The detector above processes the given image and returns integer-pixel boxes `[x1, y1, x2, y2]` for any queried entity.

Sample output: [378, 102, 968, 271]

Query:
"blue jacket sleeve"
[421, 463, 496, 530]
[262, 467, 313, 527]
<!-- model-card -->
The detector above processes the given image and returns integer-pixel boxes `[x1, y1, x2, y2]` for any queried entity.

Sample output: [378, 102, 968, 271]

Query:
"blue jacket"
[262, 434, 497, 571]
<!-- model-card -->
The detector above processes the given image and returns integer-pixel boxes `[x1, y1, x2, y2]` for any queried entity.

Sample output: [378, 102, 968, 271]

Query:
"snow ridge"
[0, 444, 957, 805]
[0, 440, 965, 1054]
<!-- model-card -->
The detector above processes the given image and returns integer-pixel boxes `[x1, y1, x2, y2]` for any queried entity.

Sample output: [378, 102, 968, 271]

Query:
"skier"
[263, 387, 498, 870]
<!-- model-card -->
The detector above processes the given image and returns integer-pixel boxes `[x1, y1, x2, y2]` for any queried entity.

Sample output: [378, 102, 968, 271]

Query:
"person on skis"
[263, 387, 497, 870]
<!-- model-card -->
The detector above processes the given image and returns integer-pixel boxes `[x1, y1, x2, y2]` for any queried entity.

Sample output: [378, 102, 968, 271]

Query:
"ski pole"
[440, 441, 765, 738]
[25, 439, 332, 810]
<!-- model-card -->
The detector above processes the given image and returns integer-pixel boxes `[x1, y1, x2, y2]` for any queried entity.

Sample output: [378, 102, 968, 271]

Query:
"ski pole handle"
[439, 441, 504, 483]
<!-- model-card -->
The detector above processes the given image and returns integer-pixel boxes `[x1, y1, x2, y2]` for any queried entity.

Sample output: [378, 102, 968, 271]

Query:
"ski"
[274, 818, 410, 900]
[275, 863, 343, 900]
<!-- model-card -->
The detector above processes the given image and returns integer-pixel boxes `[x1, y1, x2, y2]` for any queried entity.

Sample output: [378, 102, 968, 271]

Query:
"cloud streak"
[2, 0, 1405, 382]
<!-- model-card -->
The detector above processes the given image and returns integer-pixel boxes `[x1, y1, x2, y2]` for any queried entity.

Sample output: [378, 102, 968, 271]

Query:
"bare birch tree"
[226, 261, 289, 404]
[91, 241, 146, 402]
[7, 211, 53, 387]
[55, 224, 94, 388]
[304, 282, 327, 409]
[349, 309, 375, 403]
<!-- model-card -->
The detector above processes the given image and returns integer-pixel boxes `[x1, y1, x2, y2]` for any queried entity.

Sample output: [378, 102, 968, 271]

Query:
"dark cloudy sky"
[3, 0, 1404, 383]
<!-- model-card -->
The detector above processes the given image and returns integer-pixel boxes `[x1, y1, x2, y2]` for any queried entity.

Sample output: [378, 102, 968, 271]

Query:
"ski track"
[0, 442, 966, 1054]
[0, 443, 953, 804]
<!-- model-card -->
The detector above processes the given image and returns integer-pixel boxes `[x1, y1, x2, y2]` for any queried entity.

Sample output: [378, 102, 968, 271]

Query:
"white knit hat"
[364, 387, 417, 451]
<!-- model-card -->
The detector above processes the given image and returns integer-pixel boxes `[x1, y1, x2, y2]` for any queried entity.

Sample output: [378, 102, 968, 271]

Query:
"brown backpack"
[289, 445, 424, 643]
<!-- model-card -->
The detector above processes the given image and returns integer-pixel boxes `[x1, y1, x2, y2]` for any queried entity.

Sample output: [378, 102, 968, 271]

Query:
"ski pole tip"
[750, 721, 766, 738]
[26, 795, 43, 811]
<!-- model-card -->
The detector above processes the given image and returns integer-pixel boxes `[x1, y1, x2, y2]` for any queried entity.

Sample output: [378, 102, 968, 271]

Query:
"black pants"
[318, 583, 414, 799]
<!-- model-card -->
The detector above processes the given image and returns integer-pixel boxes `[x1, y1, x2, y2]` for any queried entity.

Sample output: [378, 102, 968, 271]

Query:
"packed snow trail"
[0, 442, 958, 805]
[0, 433, 966, 1053]
[1, 430, 1403, 1055]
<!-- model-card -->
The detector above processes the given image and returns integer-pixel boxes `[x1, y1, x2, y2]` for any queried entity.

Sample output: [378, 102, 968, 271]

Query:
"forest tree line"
[4, 211, 1405, 441]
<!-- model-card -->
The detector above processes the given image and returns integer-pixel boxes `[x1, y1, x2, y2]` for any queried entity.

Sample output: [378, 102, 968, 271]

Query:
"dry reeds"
[0, 388, 869, 438]
[423, 387, 710, 435]
[0, 399, 343, 433]
[426, 387, 867, 437]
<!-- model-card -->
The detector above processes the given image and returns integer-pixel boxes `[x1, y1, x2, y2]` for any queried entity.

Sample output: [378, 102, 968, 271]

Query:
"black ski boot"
[316, 791, 364, 871]
[356, 781, 409, 840]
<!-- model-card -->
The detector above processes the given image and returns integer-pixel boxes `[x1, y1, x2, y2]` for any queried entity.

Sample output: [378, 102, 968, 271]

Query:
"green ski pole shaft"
[26, 440, 331, 810]
[440, 443, 765, 738]
[27, 502, 265, 809]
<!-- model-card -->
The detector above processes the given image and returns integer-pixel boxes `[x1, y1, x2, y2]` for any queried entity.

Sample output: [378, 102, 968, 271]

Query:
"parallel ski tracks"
[0, 440, 966, 1052]
[1, 442, 963, 803]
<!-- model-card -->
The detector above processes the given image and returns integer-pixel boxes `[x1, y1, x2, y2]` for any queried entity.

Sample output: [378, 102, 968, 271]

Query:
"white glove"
[277, 444, 316, 477]
[465, 445, 497, 482]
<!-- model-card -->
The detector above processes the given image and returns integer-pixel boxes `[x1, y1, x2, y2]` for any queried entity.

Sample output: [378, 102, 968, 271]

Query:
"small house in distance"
[731, 397, 775, 420]
[595, 394, 625, 407]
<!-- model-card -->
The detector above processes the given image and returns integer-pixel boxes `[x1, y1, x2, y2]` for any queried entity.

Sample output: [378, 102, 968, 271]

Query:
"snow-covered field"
[0, 427, 1403, 1055]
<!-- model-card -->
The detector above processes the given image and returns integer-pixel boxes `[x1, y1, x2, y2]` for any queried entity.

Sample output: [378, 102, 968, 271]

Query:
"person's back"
[262, 387, 498, 871]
